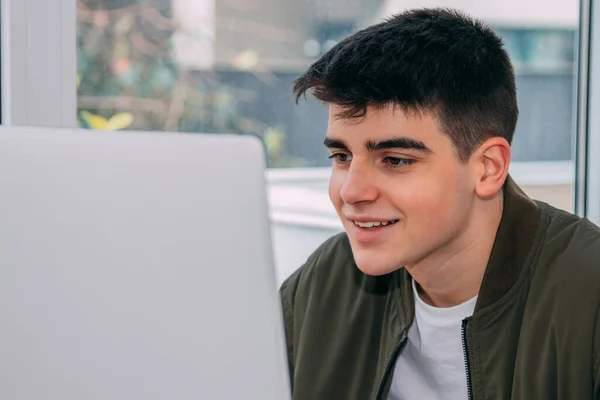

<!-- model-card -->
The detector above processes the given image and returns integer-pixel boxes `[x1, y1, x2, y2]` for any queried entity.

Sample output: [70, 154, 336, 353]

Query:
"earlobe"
[474, 138, 511, 199]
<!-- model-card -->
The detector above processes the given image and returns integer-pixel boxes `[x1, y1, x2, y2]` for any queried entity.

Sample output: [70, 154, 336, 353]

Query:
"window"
[73, 0, 583, 278]
[497, 28, 576, 73]
[76, 1, 579, 164]
[492, 28, 576, 164]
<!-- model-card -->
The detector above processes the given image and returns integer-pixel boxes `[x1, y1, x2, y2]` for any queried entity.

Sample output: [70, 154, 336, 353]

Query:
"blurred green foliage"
[76, 0, 300, 166]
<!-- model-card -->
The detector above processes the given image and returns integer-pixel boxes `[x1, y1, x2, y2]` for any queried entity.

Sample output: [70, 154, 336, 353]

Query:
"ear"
[471, 137, 511, 199]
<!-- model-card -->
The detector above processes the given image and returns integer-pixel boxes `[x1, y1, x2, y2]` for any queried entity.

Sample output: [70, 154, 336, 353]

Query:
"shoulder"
[539, 202, 600, 346]
[533, 202, 600, 297]
[532, 202, 600, 336]
[536, 202, 600, 279]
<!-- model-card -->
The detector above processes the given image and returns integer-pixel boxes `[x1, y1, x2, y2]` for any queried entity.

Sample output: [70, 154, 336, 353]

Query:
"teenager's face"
[327, 105, 479, 276]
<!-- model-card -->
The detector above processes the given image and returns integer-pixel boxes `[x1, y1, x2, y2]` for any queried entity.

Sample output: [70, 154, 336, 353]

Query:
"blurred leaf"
[107, 113, 134, 130]
[80, 111, 133, 130]
[80, 110, 109, 129]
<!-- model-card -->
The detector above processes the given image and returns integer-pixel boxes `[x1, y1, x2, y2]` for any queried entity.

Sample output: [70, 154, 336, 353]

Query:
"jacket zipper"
[374, 335, 408, 400]
[461, 318, 474, 400]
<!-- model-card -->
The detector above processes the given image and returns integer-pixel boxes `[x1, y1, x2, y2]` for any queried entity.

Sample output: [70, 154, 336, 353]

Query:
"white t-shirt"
[387, 279, 477, 400]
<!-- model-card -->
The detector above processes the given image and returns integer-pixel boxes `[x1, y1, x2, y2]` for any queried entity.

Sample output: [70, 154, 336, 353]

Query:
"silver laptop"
[0, 126, 291, 399]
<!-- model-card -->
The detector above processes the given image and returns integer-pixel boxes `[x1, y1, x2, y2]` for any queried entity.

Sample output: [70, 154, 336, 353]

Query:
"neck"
[406, 193, 504, 308]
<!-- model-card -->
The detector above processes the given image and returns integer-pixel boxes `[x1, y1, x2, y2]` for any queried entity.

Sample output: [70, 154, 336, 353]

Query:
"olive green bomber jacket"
[279, 177, 600, 399]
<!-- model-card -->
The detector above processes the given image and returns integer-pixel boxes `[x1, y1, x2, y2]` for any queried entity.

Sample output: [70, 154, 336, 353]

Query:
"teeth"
[354, 220, 396, 228]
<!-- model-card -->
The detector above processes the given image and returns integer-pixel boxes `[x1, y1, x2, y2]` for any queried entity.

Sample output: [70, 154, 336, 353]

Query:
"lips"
[347, 218, 399, 244]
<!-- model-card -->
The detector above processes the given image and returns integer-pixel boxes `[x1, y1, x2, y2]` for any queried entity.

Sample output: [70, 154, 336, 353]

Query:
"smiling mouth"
[352, 220, 399, 229]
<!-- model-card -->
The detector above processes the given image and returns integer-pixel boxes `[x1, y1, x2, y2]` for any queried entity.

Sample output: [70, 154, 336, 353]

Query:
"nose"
[339, 161, 379, 205]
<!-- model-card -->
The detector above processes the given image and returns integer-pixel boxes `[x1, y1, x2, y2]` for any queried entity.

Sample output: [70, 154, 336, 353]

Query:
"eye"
[384, 157, 414, 168]
[328, 153, 352, 164]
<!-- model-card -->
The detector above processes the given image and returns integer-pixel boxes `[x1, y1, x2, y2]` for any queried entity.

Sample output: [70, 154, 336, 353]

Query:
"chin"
[352, 251, 404, 276]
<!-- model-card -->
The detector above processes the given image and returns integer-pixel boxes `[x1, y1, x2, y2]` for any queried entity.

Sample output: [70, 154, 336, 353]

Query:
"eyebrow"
[323, 136, 432, 153]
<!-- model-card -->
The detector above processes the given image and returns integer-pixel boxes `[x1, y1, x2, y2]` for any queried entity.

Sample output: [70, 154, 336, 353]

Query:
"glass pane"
[77, 0, 579, 211]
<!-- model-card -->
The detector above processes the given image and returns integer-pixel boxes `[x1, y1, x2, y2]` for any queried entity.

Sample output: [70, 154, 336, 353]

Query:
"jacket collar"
[475, 175, 541, 310]
[396, 175, 542, 324]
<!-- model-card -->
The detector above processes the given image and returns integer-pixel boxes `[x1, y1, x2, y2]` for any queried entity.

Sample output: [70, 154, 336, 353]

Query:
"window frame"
[1, 0, 76, 127]
[575, 0, 600, 223]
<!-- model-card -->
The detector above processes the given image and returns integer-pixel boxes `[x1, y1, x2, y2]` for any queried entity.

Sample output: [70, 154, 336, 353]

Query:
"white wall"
[271, 223, 341, 287]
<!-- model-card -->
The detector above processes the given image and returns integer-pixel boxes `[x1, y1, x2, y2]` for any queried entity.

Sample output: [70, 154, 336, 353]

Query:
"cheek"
[328, 173, 344, 207]
[396, 173, 468, 224]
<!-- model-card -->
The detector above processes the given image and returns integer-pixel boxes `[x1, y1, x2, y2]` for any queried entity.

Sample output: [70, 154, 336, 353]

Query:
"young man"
[280, 7, 600, 400]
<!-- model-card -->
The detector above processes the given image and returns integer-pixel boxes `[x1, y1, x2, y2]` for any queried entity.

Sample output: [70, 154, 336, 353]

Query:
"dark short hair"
[293, 8, 518, 162]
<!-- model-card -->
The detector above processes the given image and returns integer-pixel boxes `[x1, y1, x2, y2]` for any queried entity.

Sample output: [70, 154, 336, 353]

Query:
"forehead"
[326, 104, 447, 147]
